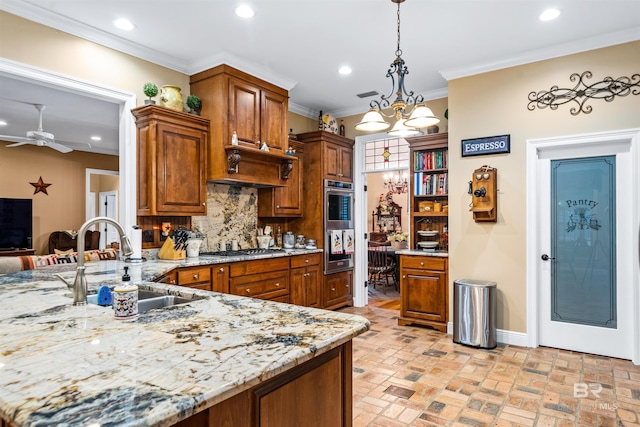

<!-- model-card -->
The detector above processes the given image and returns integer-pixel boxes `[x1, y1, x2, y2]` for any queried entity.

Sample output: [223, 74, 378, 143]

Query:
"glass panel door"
[550, 156, 616, 328]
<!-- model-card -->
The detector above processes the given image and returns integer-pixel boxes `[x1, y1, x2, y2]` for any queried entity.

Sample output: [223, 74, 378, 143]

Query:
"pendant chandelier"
[355, 0, 440, 137]
[384, 172, 409, 194]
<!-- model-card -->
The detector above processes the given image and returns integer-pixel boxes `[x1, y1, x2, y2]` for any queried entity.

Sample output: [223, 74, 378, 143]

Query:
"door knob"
[541, 254, 556, 261]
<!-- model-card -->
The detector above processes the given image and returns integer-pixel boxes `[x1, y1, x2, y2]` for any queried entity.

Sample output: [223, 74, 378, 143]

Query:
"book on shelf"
[414, 149, 448, 171]
[414, 172, 448, 196]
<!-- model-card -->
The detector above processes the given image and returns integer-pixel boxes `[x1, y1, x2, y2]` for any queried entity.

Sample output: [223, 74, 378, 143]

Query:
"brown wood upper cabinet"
[296, 131, 354, 183]
[131, 105, 209, 216]
[190, 65, 289, 186]
[258, 140, 303, 217]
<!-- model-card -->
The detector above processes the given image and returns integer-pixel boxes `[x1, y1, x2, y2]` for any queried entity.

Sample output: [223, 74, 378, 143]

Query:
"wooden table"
[0, 249, 35, 257]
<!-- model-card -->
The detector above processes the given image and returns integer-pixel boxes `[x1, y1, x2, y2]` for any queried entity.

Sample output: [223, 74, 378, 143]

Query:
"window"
[364, 137, 409, 171]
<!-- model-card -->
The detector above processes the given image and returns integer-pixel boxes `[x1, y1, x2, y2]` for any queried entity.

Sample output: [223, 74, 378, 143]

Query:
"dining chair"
[368, 244, 396, 294]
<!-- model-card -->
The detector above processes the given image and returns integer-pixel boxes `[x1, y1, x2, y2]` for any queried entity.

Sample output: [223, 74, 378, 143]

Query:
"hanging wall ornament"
[30, 176, 51, 195]
[528, 71, 640, 116]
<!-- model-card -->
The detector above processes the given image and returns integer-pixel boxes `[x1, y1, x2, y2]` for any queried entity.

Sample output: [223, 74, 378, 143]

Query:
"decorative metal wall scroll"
[528, 71, 640, 115]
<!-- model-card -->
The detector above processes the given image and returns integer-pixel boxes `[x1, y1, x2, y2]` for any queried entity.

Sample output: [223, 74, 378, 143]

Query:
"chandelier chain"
[396, 2, 402, 58]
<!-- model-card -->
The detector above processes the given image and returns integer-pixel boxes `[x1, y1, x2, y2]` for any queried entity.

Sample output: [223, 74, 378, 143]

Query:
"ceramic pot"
[186, 238, 202, 258]
[113, 285, 138, 319]
[159, 85, 184, 112]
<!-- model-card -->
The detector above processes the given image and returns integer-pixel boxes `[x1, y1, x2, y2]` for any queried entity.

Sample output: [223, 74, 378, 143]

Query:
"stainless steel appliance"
[324, 179, 354, 274]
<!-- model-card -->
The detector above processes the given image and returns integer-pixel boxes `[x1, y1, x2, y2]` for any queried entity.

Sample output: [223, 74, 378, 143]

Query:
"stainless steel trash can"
[453, 279, 497, 349]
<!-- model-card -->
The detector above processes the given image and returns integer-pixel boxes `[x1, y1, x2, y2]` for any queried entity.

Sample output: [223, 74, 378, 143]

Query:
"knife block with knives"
[158, 236, 186, 260]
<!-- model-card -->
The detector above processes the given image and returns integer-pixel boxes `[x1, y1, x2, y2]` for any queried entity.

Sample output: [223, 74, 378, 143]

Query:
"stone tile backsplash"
[191, 182, 258, 252]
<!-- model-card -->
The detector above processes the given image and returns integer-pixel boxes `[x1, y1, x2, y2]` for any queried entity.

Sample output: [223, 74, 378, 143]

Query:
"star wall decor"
[30, 176, 52, 195]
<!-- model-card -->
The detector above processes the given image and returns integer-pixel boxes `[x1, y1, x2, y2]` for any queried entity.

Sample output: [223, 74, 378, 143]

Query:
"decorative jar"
[159, 85, 184, 112]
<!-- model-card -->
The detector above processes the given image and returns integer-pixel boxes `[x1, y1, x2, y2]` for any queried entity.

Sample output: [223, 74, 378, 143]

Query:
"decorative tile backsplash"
[191, 183, 258, 252]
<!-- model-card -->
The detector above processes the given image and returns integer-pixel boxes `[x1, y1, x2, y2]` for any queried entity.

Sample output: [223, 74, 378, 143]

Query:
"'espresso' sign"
[461, 135, 510, 157]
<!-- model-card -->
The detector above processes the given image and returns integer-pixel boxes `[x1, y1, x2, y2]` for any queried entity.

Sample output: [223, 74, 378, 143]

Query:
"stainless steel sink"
[87, 289, 198, 313]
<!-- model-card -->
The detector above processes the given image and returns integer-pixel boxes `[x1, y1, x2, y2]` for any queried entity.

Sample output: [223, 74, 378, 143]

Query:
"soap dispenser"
[113, 266, 138, 319]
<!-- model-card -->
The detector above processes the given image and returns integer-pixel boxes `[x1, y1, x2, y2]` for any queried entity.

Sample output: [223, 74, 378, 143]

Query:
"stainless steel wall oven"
[324, 179, 354, 274]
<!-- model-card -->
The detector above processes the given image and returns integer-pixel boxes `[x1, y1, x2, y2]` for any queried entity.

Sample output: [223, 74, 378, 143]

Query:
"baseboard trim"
[446, 322, 529, 347]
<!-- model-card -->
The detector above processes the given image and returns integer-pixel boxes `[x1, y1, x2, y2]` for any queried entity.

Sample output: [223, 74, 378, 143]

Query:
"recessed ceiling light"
[235, 5, 254, 18]
[0, 120, 7, 126]
[114, 18, 135, 31]
[91, 136, 102, 141]
[539, 8, 560, 21]
[338, 66, 352, 76]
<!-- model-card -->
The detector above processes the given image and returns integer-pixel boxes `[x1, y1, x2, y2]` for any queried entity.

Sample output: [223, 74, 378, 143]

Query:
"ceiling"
[1, 0, 639, 155]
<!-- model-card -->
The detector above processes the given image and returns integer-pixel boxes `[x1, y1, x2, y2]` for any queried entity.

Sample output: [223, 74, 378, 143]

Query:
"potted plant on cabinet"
[186, 94, 201, 115]
[143, 82, 158, 104]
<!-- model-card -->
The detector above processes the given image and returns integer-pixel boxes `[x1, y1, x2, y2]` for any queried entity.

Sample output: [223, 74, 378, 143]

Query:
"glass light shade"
[403, 104, 440, 128]
[355, 109, 391, 132]
[387, 118, 422, 137]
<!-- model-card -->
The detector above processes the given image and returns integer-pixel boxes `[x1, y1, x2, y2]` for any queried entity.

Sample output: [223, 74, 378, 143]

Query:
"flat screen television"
[0, 198, 33, 250]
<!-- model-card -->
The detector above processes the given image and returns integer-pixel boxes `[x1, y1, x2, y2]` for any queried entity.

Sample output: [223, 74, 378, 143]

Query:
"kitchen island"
[0, 255, 369, 427]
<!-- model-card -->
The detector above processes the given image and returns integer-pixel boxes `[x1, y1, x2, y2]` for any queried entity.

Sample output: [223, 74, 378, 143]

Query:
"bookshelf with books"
[407, 132, 448, 251]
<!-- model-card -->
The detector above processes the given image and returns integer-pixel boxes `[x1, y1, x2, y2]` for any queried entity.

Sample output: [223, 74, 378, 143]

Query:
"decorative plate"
[323, 114, 339, 134]
[417, 230, 439, 237]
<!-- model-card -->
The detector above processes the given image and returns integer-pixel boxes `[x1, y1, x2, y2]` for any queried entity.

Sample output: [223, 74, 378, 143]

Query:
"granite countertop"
[395, 249, 449, 258]
[0, 249, 369, 427]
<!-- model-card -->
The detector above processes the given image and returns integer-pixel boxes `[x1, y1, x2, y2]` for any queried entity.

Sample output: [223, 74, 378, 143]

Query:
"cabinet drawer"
[230, 257, 290, 277]
[401, 255, 446, 271]
[230, 271, 289, 298]
[290, 253, 321, 269]
[184, 282, 212, 291]
[178, 267, 211, 285]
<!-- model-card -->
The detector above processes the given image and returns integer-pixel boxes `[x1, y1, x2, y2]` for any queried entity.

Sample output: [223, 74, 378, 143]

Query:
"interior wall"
[0, 12, 191, 107]
[0, 144, 118, 254]
[448, 41, 640, 333]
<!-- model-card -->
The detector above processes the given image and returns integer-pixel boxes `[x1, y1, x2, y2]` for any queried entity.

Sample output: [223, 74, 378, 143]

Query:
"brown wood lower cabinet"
[155, 255, 354, 310]
[290, 253, 321, 307]
[230, 257, 290, 302]
[398, 255, 448, 332]
[174, 342, 352, 427]
[323, 270, 353, 310]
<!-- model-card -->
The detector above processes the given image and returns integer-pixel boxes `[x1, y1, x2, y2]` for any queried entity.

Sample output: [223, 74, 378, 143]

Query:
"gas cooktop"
[199, 248, 286, 257]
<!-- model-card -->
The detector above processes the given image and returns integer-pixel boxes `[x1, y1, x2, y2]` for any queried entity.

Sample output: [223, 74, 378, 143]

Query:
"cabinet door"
[401, 268, 447, 323]
[304, 263, 321, 308]
[228, 77, 261, 146]
[274, 157, 302, 216]
[323, 143, 340, 180]
[261, 89, 287, 152]
[212, 264, 229, 293]
[323, 143, 353, 182]
[338, 146, 353, 182]
[323, 270, 353, 309]
[154, 123, 207, 215]
[290, 267, 306, 306]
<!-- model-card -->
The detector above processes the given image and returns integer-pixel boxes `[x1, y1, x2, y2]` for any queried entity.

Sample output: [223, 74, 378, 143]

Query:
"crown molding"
[441, 26, 640, 81]
[2, 0, 299, 91]
[1, 0, 190, 73]
[288, 102, 317, 119]
[188, 51, 298, 91]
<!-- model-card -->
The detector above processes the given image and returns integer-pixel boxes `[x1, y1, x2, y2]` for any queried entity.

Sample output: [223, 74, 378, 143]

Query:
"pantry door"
[536, 137, 635, 359]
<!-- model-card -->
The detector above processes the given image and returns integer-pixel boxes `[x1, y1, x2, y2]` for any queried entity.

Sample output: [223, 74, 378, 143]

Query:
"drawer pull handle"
[219, 267, 224, 272]
[246, 289, 251, 294]
[331, 287, 336, 292]
[193, 274, 199, 280]
[420, 262, 424, 266]
[275, 282, 280, 287]
[402, 275, 406, 279]
[171, 280, 176, 285]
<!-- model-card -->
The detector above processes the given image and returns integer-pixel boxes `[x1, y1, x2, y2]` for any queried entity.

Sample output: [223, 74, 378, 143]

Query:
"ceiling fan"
[0, 104, 73, 153]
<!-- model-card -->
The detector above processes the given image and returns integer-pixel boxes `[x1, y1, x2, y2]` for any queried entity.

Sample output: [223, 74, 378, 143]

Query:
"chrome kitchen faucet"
[56, 217, 133, 305]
